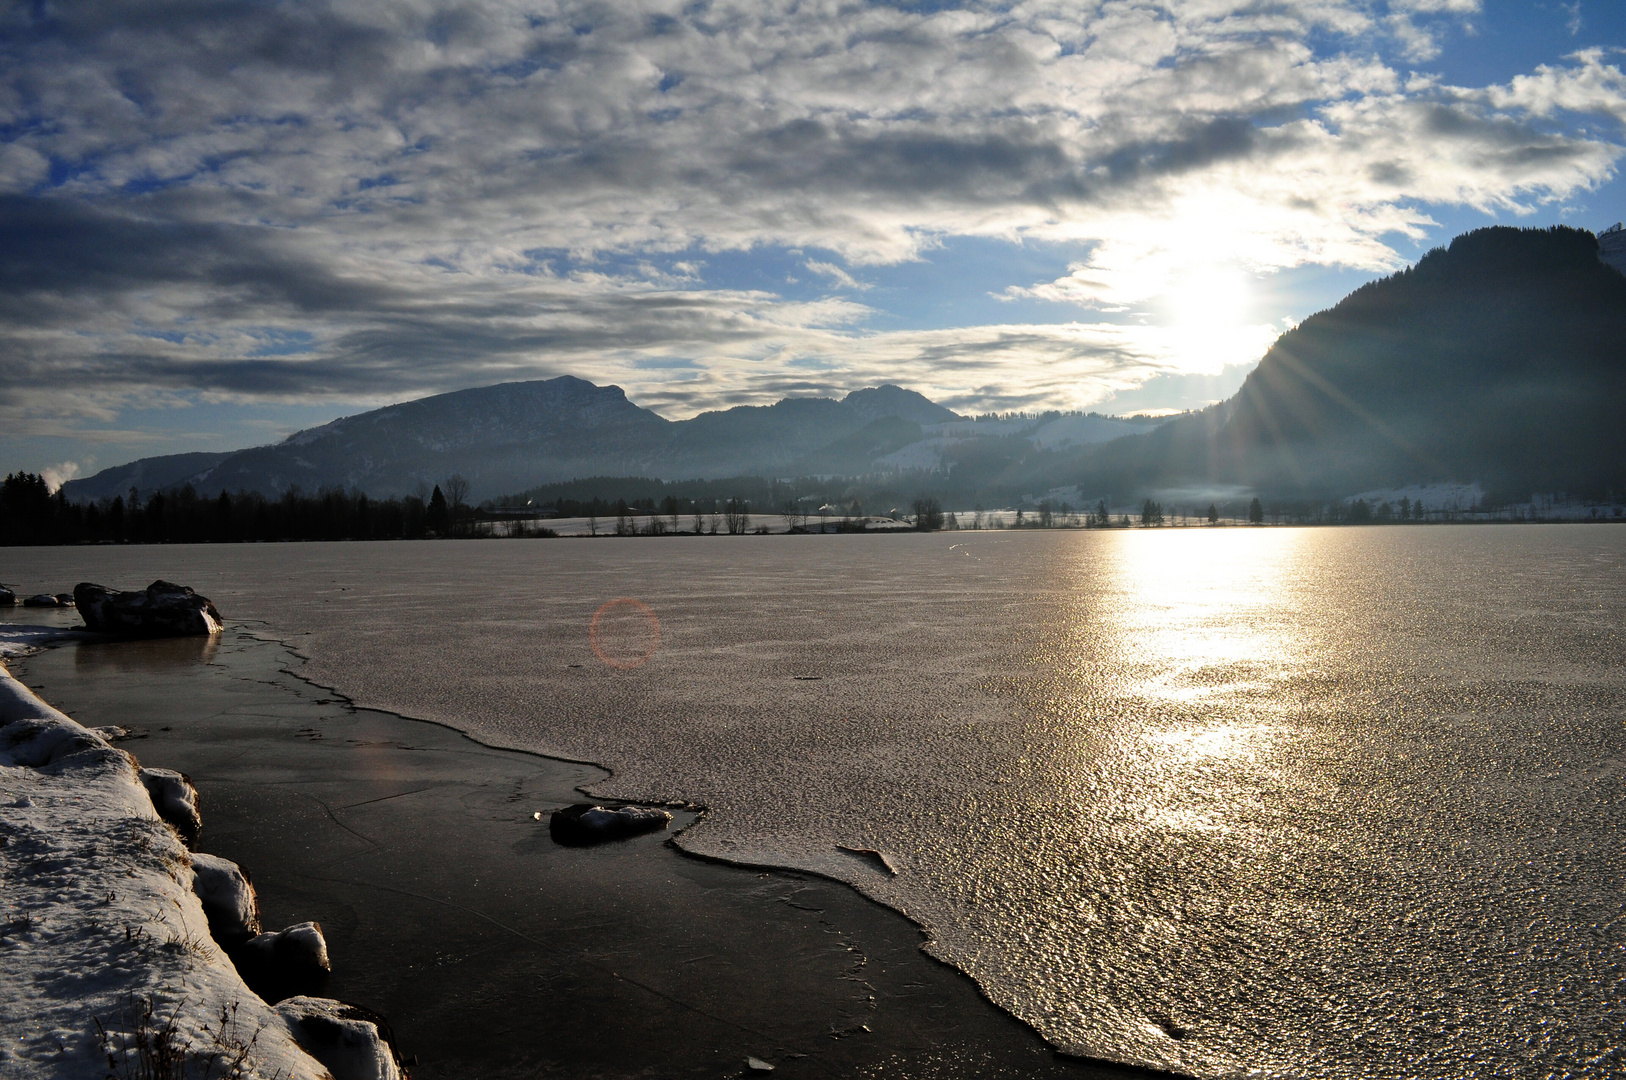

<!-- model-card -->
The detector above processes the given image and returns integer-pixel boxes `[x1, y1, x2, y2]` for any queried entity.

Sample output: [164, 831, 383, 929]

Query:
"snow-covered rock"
[0, 663, 328, 1080]
[140, 767, 201, 844]
[74, 580, 224, 638]
[237, 922, 332, 996]
[277, 996, 404, 1080]
[549, 802, 672, 846]
[191, 852, 261, 943]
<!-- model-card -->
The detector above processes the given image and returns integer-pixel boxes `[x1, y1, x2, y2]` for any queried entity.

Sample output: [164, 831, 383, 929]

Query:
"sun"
[1159, 262, 1274, 376]
[1169, 263, 1250, 331]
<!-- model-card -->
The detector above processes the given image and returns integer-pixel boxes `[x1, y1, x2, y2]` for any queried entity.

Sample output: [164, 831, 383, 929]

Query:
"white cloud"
[1563, 2, 1583, 36]
[0, 0, 1623, 432]
[1485, 48, 1626, 124]
[804, 260, 871, 291]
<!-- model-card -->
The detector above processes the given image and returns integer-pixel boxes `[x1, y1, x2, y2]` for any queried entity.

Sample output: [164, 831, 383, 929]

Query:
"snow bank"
[0, 662, 330, 1080]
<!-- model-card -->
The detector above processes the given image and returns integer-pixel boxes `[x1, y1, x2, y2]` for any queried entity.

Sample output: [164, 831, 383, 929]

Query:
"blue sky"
[1, 0, 1624, 487]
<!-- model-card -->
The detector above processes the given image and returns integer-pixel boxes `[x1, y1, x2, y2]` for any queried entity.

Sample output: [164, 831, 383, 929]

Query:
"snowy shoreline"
[0, 626, 390, 1080]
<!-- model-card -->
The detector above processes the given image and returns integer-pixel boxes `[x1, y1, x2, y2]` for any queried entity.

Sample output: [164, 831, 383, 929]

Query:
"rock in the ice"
[191, 852, 261, 942]
[74, 580, 224, 637]
[549, 802, 672, 846]
[0, 587, 14, 605]
[140, 767, 201, 843]
[22, 593, 59, 607]
[277, 997, 404, 1080]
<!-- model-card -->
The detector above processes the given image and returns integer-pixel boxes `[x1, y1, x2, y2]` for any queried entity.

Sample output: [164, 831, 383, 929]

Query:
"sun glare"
[1159, 261, 1276, 377]
[1170, 264, 1249, 330]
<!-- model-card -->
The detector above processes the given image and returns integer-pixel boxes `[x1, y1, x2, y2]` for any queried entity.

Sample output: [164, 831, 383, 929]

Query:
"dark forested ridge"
[1078, 226, 1626, 501]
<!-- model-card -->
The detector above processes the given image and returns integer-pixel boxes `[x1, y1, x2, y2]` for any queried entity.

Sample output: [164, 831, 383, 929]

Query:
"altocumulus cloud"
[1, 0, 1623, 433]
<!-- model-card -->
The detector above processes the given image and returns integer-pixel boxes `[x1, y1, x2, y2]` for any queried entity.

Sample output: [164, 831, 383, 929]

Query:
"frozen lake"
[5, 526, 1624, 1078]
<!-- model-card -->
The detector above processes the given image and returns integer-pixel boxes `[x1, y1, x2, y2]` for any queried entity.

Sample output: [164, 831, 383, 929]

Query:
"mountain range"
[64, 380, 1158, 503]
[62, 225, 1626, 508]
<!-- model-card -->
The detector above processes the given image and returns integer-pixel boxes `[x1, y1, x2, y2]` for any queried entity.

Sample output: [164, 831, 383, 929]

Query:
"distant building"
[1599, 222, 1626, 275]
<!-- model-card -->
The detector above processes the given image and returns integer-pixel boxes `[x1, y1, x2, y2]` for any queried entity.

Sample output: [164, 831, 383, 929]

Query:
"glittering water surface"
[6, 528, 1624, 1078]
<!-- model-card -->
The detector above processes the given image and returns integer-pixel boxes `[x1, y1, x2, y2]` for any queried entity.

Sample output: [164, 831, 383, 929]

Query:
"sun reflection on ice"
[1145, 722, 1277, 762]
[1100, 526, 1311, 706]
[1083, 528, 1318, 840]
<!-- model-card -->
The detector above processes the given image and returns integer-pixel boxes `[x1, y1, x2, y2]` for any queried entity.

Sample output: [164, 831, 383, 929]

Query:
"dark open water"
[4, 526, 1623, 1077]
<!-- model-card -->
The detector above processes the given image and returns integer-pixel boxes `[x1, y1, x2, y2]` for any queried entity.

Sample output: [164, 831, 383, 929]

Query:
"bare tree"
[443, 474, 471, 536]
[724, 498, 750, 534]
[444, 474, 470, 512]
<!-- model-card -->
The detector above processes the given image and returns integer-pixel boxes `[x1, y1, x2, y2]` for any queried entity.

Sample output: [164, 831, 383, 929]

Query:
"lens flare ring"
[589, 597, 661, 669]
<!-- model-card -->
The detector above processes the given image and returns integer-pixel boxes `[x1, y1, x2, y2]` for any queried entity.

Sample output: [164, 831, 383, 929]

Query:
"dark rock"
[190, 852, 260, 943]
[549, 803, 672, 846]
[74, 580, 223, 637]
[276, 996, 404, 1080]
[140, 766, 201, 844]
[0, 587, 14, 605]
[22, 594, 59, 608]
[53, 593, 75, 607]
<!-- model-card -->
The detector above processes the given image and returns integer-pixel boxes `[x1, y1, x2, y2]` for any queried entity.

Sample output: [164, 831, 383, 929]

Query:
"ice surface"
[0, 625, 77, 662]
[4, 528, 1624, 1078]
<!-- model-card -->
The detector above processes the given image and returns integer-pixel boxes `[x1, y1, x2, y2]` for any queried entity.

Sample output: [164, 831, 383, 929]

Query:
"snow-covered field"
[0, 628, 326, 1080]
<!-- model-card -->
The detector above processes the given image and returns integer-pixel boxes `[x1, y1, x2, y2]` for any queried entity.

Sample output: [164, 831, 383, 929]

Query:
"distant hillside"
[194, 376, 667, 500]
[1081, 226, 1626, 501]
[62, 451, 234, 503]
[63, 378, 967, 501]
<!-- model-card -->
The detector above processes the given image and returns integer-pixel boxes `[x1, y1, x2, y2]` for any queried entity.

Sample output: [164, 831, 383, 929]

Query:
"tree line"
[0, 472, 450, 546]
[7, 467, 1616, 547]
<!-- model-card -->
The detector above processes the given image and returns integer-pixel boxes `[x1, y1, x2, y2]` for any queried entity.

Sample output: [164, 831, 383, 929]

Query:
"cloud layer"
[2, 1, 1623, 437]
